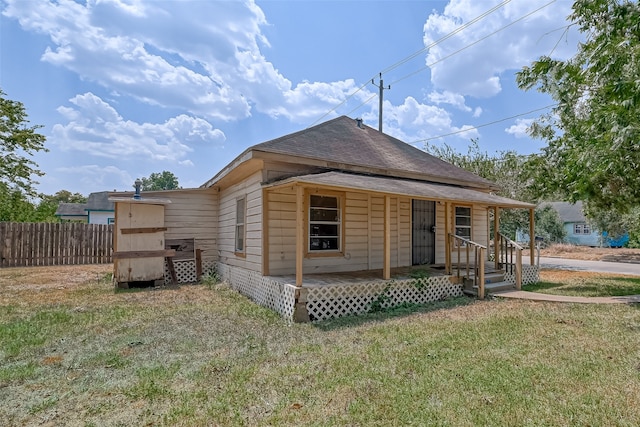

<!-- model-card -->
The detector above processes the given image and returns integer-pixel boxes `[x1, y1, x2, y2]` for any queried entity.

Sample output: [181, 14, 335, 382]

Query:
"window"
[107, 218, 115, 225]
[309, 194, 341, 252]
[235, 197, 246, 253]
[574, 223, 590, 234]
[455, 206, 472, 241]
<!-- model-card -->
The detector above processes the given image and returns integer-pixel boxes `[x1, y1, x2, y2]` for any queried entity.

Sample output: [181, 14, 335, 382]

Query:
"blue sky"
[1, 0, 581, 196]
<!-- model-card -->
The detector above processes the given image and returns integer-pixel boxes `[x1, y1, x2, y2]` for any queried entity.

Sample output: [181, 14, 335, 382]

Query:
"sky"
[0, 0, 582, 196]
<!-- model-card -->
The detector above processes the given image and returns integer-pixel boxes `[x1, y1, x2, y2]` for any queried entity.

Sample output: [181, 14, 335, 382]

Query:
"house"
[544, 201, 628, 247]
[55, 191, 115, 224]
[110, 116, 538, 321]
[85, 191, 115, 224]
[54, 202, 88, 222]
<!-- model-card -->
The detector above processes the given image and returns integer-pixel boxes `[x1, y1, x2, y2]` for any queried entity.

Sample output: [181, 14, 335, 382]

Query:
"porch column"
[295, 185, 304, 286]
[444, 201, 451, 274]
[383, 195, 391, 280]
[529, 207, 535, 266]
[494, 207, 500, 270]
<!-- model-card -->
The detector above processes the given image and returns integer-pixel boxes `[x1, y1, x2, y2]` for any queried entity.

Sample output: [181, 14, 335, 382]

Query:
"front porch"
[216, 261, 539, 322]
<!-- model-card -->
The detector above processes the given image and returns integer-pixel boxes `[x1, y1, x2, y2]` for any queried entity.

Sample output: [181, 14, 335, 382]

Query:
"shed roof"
[267, 171, 534, 209]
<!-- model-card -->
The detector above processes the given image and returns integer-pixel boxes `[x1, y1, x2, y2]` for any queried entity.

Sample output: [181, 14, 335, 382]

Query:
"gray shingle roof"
[542, 201, 586, 223]
[55, 202, 88, 217]
[251, 116, 496, 189]
[86, 191, 114, 211]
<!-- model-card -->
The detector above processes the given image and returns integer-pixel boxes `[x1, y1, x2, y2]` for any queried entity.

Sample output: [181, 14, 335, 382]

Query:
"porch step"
[463, 281, 515, 297]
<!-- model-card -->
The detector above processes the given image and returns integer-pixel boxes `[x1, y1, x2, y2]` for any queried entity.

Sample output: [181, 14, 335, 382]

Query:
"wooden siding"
[218, 171, 263, 272]
[161, 189, 218, 264]
[436, 203, 489, 264]
[266, 187, 411, 276]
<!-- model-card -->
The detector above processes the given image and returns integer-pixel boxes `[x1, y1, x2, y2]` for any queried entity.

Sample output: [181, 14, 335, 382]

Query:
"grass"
[1, 265, 640, 426]
[525, 270, 640, 297]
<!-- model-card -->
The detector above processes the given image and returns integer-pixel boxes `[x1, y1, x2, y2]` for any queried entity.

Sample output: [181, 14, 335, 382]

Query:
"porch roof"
[267, 171, 535, 209]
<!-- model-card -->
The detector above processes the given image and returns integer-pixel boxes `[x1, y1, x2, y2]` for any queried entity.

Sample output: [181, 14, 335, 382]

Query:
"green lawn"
[1, 266, 640, 426]
[524, 271, 640, 297]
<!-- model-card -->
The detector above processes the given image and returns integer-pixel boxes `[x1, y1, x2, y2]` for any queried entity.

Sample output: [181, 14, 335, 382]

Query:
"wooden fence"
[0, 222, 114, 267]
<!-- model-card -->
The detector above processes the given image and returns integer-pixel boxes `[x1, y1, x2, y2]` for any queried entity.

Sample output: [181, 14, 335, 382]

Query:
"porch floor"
[268, 265, 449, 288]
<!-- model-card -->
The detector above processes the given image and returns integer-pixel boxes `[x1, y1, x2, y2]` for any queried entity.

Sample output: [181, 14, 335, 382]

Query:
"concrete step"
[482, 281, 515, 293]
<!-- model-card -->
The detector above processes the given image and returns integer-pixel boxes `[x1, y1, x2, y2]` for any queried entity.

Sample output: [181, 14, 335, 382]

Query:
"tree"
[425, 140, 565, 241]
[140, 171, 180, 191]
[34, 190, 87, 222]
[0, 89, 47, 195]
[517, 0, 640, 215]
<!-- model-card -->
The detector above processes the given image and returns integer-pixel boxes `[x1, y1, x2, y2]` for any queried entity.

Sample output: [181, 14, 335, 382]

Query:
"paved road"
[539, 256, 640, 276]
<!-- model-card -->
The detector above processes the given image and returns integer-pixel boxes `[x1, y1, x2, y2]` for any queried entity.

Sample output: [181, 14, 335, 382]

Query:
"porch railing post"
[515, 249, 522, 290]
[478, 247, 485, 299]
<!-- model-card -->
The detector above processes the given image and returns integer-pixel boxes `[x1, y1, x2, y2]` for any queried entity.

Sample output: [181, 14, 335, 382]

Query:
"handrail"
[497, 233, 522, 290]
[448, 234, 486, 299]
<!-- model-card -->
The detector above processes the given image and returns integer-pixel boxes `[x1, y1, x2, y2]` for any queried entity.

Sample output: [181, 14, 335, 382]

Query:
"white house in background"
[55, 191, 115, 224]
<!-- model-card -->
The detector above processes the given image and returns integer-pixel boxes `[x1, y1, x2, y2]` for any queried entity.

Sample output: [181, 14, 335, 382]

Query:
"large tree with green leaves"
[517, 0, 640, 215]
[0, 89, 47, 195]
[140, 171, 180, 191]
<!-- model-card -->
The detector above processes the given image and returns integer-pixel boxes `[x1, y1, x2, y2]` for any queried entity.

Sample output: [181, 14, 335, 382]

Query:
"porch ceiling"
[266, 171, 534, 209]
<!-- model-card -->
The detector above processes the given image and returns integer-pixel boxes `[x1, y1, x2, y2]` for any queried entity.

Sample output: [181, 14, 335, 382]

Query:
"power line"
[380, 0, 513, 75]
[307, 0, 513, 128]
[335, 0, 557, 120]
[388, 0, 556, 87]
[410, 104, 557, 144]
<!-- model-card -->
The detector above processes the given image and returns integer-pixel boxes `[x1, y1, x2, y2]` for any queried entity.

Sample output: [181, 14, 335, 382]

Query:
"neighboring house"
[54, 202, 88, 222]
[55, 191, 115, 224]
[545, 201, 628, 247]
[110, 116, 538, 321]
[85, 191, 115, 224]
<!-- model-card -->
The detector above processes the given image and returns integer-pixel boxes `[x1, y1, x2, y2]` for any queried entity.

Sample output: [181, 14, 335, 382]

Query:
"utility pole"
[371, 73, 390, 133]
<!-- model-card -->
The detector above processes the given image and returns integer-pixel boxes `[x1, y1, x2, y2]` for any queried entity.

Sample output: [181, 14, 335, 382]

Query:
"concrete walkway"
[539, 256, 640, 276]
[493, 289, 640, 304]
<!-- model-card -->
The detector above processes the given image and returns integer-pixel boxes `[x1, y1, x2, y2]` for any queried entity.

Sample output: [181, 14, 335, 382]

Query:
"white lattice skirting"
[217, 264, 297, 321]
[504, 265, 540, 286]
[306, 276, 462, 322]
[163, 259, 217, 285]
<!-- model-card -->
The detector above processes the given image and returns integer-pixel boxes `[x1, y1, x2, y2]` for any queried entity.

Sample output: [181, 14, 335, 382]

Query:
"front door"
[412, 200, 436, 265]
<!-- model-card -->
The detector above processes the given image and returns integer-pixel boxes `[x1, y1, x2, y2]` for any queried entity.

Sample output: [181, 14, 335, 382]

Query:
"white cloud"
[423, 0, 579, 97]
[3, 0, 363, 123]
[504, 118, 533, 138]
[363, 96, 479, 143]
[52, 92, 225, 161]
[56, 164, 134, 192]
[427, 90, 471, 112]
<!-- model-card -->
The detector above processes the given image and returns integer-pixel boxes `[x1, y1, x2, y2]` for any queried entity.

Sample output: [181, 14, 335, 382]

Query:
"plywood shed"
[109, 194, 173, 288]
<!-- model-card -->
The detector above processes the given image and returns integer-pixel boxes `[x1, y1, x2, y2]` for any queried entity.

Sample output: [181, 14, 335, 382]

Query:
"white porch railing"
[496, 233, 523, 290]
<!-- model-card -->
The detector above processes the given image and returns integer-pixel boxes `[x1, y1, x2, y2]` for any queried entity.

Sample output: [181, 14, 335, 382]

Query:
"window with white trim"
[455, 206, 472, 240]
[235, 197, 246, 253]
[574, 223, 590, 235]
[309, 194, 341, 252]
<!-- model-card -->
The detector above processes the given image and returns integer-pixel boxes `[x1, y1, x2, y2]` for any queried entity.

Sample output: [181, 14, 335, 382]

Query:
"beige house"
[113, 116, 538, 321]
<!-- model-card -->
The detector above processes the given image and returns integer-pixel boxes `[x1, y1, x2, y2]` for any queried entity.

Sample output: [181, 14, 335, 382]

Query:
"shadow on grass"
[313, 296, 473, 331]
[523, 281, 565, 292]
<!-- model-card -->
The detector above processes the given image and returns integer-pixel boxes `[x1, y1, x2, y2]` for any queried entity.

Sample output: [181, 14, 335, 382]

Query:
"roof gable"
[251, 116, 495, 189]
[86, 191, 114, 211]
